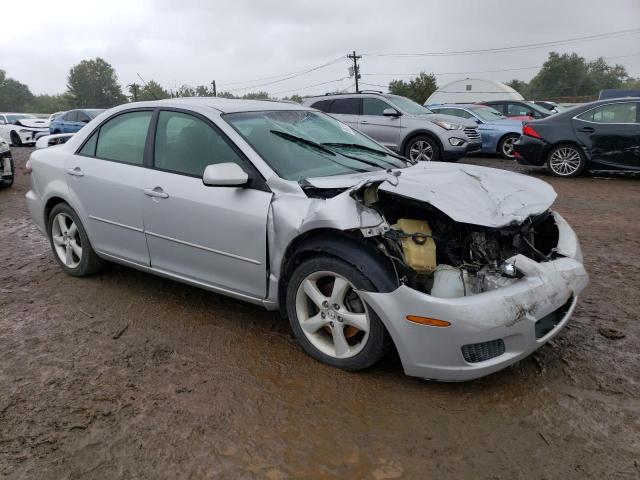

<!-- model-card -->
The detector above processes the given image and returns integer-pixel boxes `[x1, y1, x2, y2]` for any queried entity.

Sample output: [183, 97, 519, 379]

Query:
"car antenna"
[136, 73, 159, 100]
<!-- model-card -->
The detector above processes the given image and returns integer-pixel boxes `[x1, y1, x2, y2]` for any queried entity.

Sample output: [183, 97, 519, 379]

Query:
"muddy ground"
[1, 147, 639, 479]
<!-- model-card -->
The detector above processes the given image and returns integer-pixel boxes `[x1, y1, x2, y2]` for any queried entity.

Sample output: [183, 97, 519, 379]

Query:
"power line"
[362, 28, 640, 57]
[270, 77, 350, 95]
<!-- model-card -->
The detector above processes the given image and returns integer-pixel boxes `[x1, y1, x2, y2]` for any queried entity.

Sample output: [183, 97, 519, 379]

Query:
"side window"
[362, 98, 392, 116]
[577, 103, 637, 124]
[78, 131, 98, 156]
[329, 98, 360, 115]
[441, 108, 471, 119]
[65, 111, 78, 122]
[310, 100, 332, 112]
[507, 103, 534, 116]
[489, 104, 505, 114]
[154, 111, 246, 177]
[76, 111, 90, 123]
[95, 111, 152, 165]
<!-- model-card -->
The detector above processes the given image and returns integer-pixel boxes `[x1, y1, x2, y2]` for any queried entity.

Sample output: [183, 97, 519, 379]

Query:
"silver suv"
[302, 92, 482, 162]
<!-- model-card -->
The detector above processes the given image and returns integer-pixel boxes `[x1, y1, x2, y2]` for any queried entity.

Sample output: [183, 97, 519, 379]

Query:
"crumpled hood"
[305, 162, 557, 228]
[15, 118, 50, 129]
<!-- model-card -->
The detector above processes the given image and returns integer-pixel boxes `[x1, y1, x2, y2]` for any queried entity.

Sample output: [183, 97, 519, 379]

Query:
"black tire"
[10, 131, 22, 147]
[52, 130, 61, 134]
[498, 133, 520, 159]
[47, 203, 106, 276]
[404, 135, 441, 162]
[545, 144, 586, 178]
[0, 156, 14, 188]
[286, 255, 390, 371]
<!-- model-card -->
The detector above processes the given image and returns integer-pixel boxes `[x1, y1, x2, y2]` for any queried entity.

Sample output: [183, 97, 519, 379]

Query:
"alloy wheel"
[409, 140, 434, 161]
[502, 136, 517, 158]
[295, 271, 370, 359]
[51, 212, 83, 268]
[548, 147, 582, 176]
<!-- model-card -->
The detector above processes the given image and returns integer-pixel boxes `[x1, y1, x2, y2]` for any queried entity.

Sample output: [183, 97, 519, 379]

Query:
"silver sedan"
[26, 98, 588, 381]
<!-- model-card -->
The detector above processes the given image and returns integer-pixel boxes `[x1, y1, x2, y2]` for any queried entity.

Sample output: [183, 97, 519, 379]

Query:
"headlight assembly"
[434, 121, 463, 131]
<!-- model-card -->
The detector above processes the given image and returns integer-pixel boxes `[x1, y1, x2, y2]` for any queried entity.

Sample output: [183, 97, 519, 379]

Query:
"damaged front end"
[297, 165, 588, 381]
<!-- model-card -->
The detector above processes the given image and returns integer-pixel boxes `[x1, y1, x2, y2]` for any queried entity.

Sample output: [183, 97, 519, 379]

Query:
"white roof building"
[425, 78, 524, 105]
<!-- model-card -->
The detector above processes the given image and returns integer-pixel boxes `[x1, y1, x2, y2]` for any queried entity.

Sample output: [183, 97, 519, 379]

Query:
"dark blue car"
[429, 104, 523, 158]
[49, 109, 105, 134]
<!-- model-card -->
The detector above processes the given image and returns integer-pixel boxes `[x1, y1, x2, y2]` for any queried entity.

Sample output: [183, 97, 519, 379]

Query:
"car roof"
[142, 97, 310, 113]
[431, 104, 488, 109]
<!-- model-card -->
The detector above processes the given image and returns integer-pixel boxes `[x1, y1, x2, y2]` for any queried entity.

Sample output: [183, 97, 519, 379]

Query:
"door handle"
[66, 167, 84, 177]
[144, 187, 169, 199]
[578, 126, 595, 133]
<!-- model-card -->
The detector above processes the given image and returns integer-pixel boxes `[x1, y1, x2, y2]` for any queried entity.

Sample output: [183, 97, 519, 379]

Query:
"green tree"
[217, 91, 236, 99]
[283, 94, 303, 103]
[506, 79, 530, 98]
[195, 85, 211, 96]
[67, 58, 127, 108]
[388, 72, 437, 104]
[241, 91, 270, 100]
[29, 94, 73, 113]
[0, 69, 34, 111]
[129, 80, 170, 101]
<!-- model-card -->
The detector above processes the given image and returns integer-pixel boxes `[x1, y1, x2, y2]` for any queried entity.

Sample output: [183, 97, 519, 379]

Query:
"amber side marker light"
[406, 315, 451, 327]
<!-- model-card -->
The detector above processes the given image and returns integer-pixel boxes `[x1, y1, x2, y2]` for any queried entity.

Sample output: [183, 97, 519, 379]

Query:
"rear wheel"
[405, 135, 441, 162]
[10, 131, 22, 147]
[546, 144, 586, 178]
[286, 256, 389, 371]
[498, 133, 520, 159]
[0, 156, 14, 188]
[47, 203, 106, 276]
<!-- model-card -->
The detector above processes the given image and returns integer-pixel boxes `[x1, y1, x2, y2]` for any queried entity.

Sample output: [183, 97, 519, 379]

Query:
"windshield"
[526, 102, 553, 115]
[469, 107, 506, 121]
[225, 110, 408, 181]
[384, 95, 433, 115]
[7, 114, 36, 124]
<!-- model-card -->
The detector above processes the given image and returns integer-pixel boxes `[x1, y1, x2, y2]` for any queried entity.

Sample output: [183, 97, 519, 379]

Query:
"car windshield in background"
[384, 95, 433, 115]
[470, 107, 506, 121]
[7, 114, 36, 123]
[86, 109, 106, 118]
[527, 102, 553, 115]
[225, 110, 407, 181]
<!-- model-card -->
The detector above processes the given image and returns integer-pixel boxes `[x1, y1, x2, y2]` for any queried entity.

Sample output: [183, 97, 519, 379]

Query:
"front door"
[142, 110, 272, 298]
[573, 101, 640, 169]
[65, 110, 153, 265]
[358, 97, 402, 151]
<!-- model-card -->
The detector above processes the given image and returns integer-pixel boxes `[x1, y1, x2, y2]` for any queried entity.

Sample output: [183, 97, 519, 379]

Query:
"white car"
[0, 113, 50, 146]
[35, 133, 75, 150]
[0, 137, 13, 187]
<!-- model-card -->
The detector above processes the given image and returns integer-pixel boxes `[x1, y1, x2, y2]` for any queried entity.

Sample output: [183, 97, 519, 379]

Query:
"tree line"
[1, 52, 638, 113]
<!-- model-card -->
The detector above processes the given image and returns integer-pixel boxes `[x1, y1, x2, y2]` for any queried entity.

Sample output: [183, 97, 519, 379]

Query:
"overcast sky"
[3, 0, 640, 97]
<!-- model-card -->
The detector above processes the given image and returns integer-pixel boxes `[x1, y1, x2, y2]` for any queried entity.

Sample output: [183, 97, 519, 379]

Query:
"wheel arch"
[44, 196, 69, 233]
[277, 228, 399, 316]
[400, 129, 444, 157]
[496, 131, 521, 154]
[546, 140, 590, 163]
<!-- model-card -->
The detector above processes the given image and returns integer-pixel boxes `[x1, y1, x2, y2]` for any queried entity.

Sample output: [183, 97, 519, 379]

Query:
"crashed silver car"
[25, 99, 588, 381]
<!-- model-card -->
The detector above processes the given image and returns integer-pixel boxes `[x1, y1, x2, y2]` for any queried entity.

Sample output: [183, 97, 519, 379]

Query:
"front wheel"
[47, 203, 106, 276]
[498, 134, 520, 159]
[286, 256, 389, 371]
[405, 135, 441, 162]
[546, 144, 586, 178]
[10, 131, 22, 147]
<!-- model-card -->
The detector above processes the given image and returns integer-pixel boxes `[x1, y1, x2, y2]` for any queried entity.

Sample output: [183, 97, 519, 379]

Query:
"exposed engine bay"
[355, 187, 560, 298]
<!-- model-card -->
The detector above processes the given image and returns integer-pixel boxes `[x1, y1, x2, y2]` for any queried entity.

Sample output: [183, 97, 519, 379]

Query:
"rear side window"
[76, 111, 91, 123]
[362, 98, 392, 116]
[328, 98, 360, 115]
[577, 103, 638, 124]
[95, 111, 152, 165]
[489, 103, 505, 114]
[65, 111, 78, 122]
[78, 131, 98, 156]
[154, 111, 246, 177]
[310, 100, 332, 112]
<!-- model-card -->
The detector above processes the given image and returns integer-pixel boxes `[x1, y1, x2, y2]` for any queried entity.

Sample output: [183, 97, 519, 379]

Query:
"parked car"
[26, 98, 588, 381]
[0, 113, 50, 146]
[429, 104, 523, 158]
[48, 111, 66, 124]
[0, 137, 13, 187]
[480, 100, 553, 120]
[599, 89, 640, 100]
[302, 92, 482, 162]
[514, 98, 640, 177]
[35, 133, 75, 150]
[49, 109, 105, 134]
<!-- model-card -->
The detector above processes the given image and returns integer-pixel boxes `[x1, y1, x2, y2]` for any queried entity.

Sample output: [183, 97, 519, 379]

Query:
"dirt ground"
[1, 147, 639, 479]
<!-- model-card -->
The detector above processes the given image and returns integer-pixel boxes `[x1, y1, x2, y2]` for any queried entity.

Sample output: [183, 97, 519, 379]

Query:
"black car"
[513, 98, 640, 177]
[480, 100, 553, 119]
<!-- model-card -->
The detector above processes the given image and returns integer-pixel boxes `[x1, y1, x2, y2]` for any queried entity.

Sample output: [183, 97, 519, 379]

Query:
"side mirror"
[81, 119, 90, 123]
[382, 108, 401, 117]
[202, 162, 249, 187]
[473, 117, 482, 124]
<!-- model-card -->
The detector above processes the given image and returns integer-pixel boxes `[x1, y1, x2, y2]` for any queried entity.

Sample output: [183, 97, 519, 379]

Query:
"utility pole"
[211, 80, 217, 97]
[347, 50, 361, 92]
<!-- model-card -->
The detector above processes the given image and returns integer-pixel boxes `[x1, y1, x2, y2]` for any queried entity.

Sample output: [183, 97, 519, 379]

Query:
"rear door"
[358, 97, 402, 150]
[326, 98, 361, 128]
[65, 110, 153, 265]
[573, 101, 640, 169]
[62, 111, 78, 133]
[141, 109, 272, 298]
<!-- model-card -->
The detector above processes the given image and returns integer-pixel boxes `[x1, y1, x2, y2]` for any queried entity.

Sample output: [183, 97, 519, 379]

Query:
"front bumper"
[18, 129, 49, 145]
[359, 212, 588, 381]
[442, 140, 483, 160]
